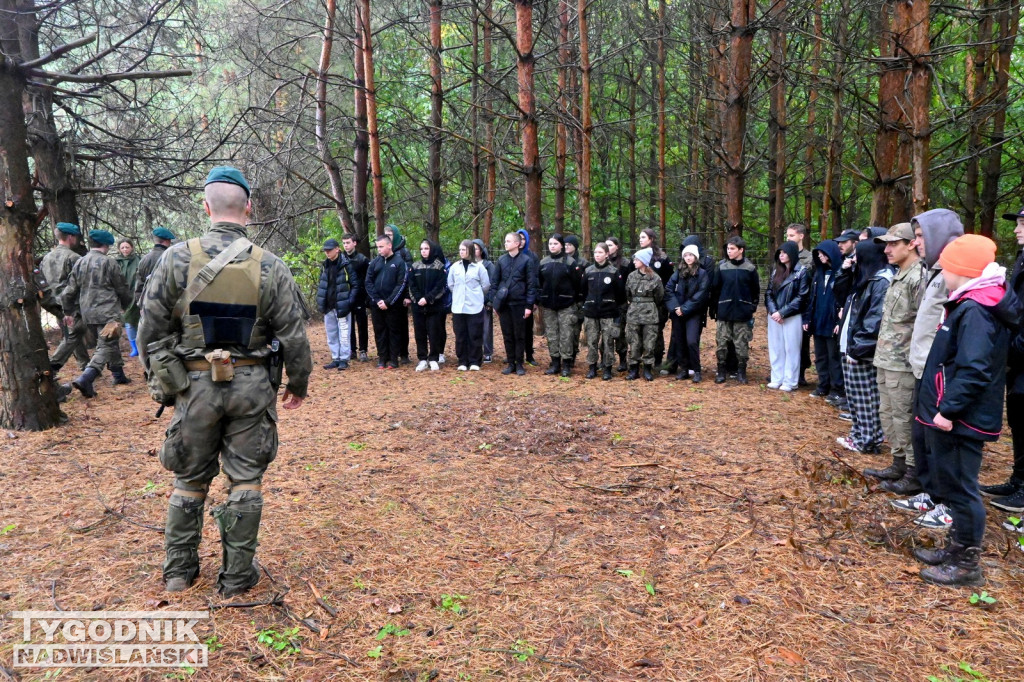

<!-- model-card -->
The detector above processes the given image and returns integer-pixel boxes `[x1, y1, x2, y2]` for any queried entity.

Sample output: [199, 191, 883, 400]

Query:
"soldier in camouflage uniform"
[625, 248, 664, 381]
[60, 229, 133, 397]
[137, 167, 312, 596]
[709, 236, 760, 384]
[135, 227, 175, 310]
[40, 222, 91, 373]
[538, 234, 584, 376]
[582, 242, 624, 380]
[863, 223, 926, 492]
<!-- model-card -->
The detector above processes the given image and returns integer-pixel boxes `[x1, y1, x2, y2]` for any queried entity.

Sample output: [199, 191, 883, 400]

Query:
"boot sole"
[989, 500, 1024, 513]
[920, 570, 984, 587]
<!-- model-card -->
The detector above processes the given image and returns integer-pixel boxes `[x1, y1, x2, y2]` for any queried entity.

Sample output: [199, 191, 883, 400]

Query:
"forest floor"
[2, 313, 1023, 682]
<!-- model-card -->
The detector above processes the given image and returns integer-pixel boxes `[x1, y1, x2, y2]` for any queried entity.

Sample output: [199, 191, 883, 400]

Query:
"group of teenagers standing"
[764, 210, 1024, 588]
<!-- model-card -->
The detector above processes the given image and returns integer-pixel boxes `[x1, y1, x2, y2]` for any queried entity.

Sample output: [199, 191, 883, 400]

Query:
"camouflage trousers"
[715, 320, 753, 363]
[160, 364, 278, 491]
[877, 368, 916, 465]
[626, 322, 659, 366]
[585, 317, 618, 367]
[86, 323, 124, 372]
[543, 306, 579, 360]
[51, 316, 90, 369]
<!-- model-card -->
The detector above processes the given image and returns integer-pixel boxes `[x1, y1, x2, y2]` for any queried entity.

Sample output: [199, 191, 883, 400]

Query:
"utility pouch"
[146, 334, 190, 395]
[268, 338, 283, 390]
[206, 349, 235, 382]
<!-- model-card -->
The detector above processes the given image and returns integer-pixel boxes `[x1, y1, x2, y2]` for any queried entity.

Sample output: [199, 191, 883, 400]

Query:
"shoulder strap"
[173, 237, 254, 319]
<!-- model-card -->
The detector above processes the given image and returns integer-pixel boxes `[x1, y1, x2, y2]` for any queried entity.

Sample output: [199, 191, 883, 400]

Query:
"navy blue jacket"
[666, 265, 709, 319]
[804, 240, 843, 336]
[917, 286, 1020, 441]
[315, 255, 360, 316]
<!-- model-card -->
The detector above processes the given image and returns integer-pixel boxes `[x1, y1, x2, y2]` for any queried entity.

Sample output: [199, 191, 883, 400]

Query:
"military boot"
[560, 360, 573, 377]
[212, 488, 263, 598]
[110, 366, 132, 386]
[71, 367, 100, 398]
[544, 358, 562, 375]
[882, 472, 923, 495]
[715, 363, 727, 384]
[602, 365, 613, 381]
[164, 491, 206, 592]
[617, 353, 628, 372]
[585, 364, 597, 380]
[920, 545, 984, 587]
[56, 383, 72, 404]
[626, 364, 640, 380]
[692, 371, 702, 383]
[736, 362, 749, 385]
[913, 537, 963, 566]
[642, 364, 654, 381]
[864, 457, 906, 481]
[675, 367, 688, 381]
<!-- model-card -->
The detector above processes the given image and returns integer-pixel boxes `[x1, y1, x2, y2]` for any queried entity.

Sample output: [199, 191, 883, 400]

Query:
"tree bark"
[554, 0, 570, 233]
[767, 0, 787, 244]
[656, 0, 667, 246]
[804, 0, 822, 230]
[352, 0, 370, 252]
[514, 0, 542, 251]
[963, 0, 993, 233]
[315, 0, 355, 233]
[821, 0, 850, 238]
[0, 56, 63, 430]
[425, 0, 443, 243]
[471, 4, 482, 238]
[980, 0, 1020, 236]
[721, 0, 756, 236]
[905, 0, 930, 216]
[578, 0, 592, 251]
[482, 0, 496, 246]
[359, 0, 386, 237]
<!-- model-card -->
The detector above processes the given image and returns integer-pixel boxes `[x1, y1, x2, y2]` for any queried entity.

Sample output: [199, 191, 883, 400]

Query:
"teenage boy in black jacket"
[710, 236, 759, 384]
[366, 235, 410, 369]
[495, 232, 539, 375]
[342, 233, 370, 362]
[316, 238, 360, 370]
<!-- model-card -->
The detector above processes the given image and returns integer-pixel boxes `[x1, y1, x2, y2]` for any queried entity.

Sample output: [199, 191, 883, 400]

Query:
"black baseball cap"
[1002, 207, 1024, 221]
[323, 238, 340, 250]
[835, 229, 860, 243]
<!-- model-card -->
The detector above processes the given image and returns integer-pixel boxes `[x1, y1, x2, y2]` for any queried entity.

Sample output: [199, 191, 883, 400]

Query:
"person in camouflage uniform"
[135, 227, 175, 311]
[625, 248, 664, 381]
[40, 222, 91, 373]
[538, 234, 584, 376]
[863, 223, 926, 493]
[137, 166, 312, 596]
[60, 229, 133, 397]
[710, 236, 760, 384]
[582, 242, 624, 380]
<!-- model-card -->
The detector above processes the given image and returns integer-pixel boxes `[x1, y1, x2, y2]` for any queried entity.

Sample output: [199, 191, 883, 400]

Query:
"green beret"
[56, 222, 81, 236]
[88, 229, 115, 246]
[204, 166, 251, 197]
[153, 227, 175, 240]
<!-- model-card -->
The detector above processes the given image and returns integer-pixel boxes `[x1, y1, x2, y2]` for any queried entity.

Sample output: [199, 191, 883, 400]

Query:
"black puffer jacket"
[582, 261, 624, 319]
[845, 240, 892, 362]
[665, 264, 709, 319]
[538, 252, 583, 310]
[765, 242, 809, 319]
[345, 249, 370, 308]
[316, 254, 360, 316]
[493, 249, 539, 311]
[409, 241, 449, 314]
[1006, 250, 1024, 395]
[917, 285, 1021, 441]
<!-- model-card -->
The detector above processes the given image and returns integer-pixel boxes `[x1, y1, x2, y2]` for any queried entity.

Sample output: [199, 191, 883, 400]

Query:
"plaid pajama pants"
[843, 357, 884, 450]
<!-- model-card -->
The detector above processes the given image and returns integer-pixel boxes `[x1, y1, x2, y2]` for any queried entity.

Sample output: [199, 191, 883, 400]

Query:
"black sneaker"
[323, 359, 341, 369]
[980, 477, 1023, 497]
[837, 411, 853, 422]
[825, 392, 845, 406]
[358, 351, 369, 362]
[338, 360, 349, 370]
[483, 355, 492, 363]
[399, 356, 412, 365]
[810, 387, 829, 398]
[990, 488, 1024, 513]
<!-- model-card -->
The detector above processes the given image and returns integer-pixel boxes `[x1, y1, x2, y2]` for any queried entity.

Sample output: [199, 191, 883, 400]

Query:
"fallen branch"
[208, 592, 286, 610]
[704, 528, 753, 563]
[51, 579, 65, 612]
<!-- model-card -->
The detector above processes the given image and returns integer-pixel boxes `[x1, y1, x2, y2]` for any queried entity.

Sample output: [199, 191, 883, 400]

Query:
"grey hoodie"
[909, 209, 964, 378]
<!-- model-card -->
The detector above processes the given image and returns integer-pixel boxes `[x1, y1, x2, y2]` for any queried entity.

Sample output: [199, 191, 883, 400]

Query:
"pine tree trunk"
[352, 1, 370, 253]
[316, 0, 355, 233]
[554, 0, 570, 233]
[767, 0, 787, 244]
[578, 0, 593, 251]
[471, 5, 482, 238]
[963, 0, 993, 233]
[359, 0, 386, 237]
[656, 0, 667, 246]
[722, 0, 756, 236]
[980, 0, 1020, 237]
[805, 0, 822, 232]
[514, 0, 542, 250]
[0, 62, 62, 431]
[426, 0, 443, 243]
[906, 0, 930, 216]
[482, 0, 496, 246]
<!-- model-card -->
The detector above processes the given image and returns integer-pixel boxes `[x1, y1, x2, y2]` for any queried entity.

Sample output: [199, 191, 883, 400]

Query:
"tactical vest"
[180, 238, 267, 349]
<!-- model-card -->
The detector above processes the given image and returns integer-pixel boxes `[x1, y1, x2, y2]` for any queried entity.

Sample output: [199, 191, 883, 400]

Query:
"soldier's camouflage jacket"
[39, 244, 80, 315]
[873, 259, 926, 373]
[61, 249, 132, 325]
[625, 270, 664, 325]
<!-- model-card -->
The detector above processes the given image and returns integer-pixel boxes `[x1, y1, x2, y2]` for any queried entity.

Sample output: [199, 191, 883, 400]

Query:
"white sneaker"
[438, 354, 446, 364]
[469, 364, 480, 371]
[767, 382, 781, 389]
[415, 360, 429, 372]
[890, 492, 934, 513]
[429, 361, 440, 371]
[457, 365, 468, 371]
[914, 504, 953, 529]
[780, 385, 795, 392]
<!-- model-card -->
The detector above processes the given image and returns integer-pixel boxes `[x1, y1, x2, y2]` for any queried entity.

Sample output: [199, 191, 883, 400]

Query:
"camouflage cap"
[874, 222, 915, 244]
[153, 226, 175, 240]
[204, 166, 251, 197]
[88, 229, 115, 246]
[56, 222, 81, 236]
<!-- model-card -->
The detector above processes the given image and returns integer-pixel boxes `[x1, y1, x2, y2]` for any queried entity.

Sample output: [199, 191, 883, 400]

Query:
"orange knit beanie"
[938, 234, 997, 278]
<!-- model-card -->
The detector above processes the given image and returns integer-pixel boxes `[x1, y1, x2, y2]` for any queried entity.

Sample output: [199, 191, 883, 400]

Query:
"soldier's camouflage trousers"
[715, 320, 752, 363]
[51, 316, 90, 369]
[585, 317, 617, 367]
[85, 322, 123, 372]
[626, 322, 658, 366]
[543, 306, 579, 360]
